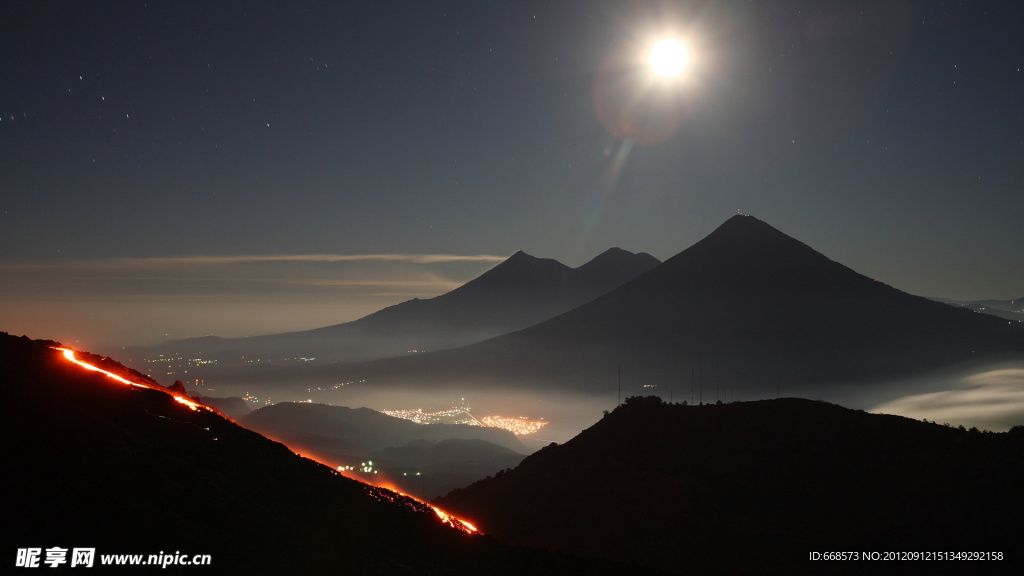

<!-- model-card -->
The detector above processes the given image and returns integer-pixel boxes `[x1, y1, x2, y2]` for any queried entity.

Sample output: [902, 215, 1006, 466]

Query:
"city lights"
[479, 415, 549, 436]
[382, 404, 548, 435]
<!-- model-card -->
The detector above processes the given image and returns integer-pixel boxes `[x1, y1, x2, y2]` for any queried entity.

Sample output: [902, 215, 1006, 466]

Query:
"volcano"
[304, 215, 1023, 397]
[141, 247, 659, 365]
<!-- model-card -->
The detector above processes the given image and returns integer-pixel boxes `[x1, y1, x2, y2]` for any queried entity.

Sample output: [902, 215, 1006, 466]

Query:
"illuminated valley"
[382, 405, 549, 435]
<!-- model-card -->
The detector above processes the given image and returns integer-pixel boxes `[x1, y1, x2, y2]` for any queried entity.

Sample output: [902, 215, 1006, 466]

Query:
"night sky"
[2, 1, 1022, 348]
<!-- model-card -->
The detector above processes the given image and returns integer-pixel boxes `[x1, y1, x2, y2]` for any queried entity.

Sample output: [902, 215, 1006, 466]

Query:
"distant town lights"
[381, 405, 548, 435]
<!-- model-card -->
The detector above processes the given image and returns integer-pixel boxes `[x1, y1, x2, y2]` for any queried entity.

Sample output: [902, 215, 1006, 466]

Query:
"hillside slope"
[0, 333, 653, 574]
[438, 396, 1024, 575]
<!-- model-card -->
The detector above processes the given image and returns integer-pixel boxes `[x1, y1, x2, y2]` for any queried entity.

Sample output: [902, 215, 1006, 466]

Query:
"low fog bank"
[869, 364, 1024, 431]
[195, 356, 1024, 444]
[789, 359, 1024, 431]
[204, 376, 617, 448]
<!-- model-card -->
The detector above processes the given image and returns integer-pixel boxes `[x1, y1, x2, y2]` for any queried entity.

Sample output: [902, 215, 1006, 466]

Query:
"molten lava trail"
[338, 471, 479, 534]
[56, 348, 205, 411]
[53, 346, 479, 535]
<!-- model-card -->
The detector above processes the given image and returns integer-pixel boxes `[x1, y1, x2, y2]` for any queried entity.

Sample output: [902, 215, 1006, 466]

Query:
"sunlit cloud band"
[0, 253, 506, 270]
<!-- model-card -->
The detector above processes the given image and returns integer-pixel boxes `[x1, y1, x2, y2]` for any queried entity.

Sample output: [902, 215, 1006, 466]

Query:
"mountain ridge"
[129, 247, 660, 368]
[437, 396, 1024, 575]
[290, 215, 1023, 398]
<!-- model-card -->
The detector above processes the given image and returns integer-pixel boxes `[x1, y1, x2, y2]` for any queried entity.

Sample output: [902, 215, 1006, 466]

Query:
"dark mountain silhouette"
[239, 402, 526, 499]
[0, 332, 657, 575]
[437, 396, 1024, 575]
[130, 248, 659, 368]
[331, 247, 659, 353]
[299, 215, 1023, 397]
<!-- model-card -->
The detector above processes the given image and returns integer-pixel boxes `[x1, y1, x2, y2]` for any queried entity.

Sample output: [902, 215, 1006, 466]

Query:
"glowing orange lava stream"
[340, 471, 478, 534]
[53, 346, 479, 535]
[432, 506, 478, 534]
[56, 347, 205, 411]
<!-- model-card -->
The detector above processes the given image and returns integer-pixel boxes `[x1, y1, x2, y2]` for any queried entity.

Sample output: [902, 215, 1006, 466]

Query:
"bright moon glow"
[648, 39, 689, 78]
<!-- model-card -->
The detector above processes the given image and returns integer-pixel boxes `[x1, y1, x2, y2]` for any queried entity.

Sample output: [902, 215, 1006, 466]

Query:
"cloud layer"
[0, 253, 504, 347]
[870, 365, 1024, 431]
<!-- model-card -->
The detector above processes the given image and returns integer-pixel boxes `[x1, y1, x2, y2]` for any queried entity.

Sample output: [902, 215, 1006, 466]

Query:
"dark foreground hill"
[0, 333, 656, 575]
[438, 396, 1024, 575]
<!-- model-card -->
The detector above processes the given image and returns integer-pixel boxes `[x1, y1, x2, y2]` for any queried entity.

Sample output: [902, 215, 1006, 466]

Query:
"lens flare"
[593, 36, 695, 146]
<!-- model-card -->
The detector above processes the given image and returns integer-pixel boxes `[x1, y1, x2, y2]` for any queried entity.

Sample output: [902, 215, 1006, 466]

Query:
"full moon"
[647, 39, 689, 78]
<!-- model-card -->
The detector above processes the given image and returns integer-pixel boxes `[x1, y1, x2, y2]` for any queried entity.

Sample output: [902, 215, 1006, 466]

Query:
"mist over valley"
[122, 216, 1024, 441]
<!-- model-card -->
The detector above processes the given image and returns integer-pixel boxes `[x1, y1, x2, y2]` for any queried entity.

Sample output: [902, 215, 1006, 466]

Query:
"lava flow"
[55, 347, 205, 411]
[338, 470, 479, 534]
[431, 505, 479, 534]
[53, 346, 480, 535]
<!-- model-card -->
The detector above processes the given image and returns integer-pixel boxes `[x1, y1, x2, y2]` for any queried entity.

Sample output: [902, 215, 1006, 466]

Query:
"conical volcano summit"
[325, 215, 1023, 398]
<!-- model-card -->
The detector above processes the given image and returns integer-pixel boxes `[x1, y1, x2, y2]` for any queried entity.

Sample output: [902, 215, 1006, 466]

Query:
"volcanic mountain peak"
[132, 246, 659, 365]
[461, 248, 661, 291]
[584, 246, 651, 264]
[356, 214, 1021, 396]
[507, 248, 542, 261]
[662, 214, 835, 273]
[612, 214, 877, 306]
[574, 247, 661, 283]
[447, 250, 572, 294]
